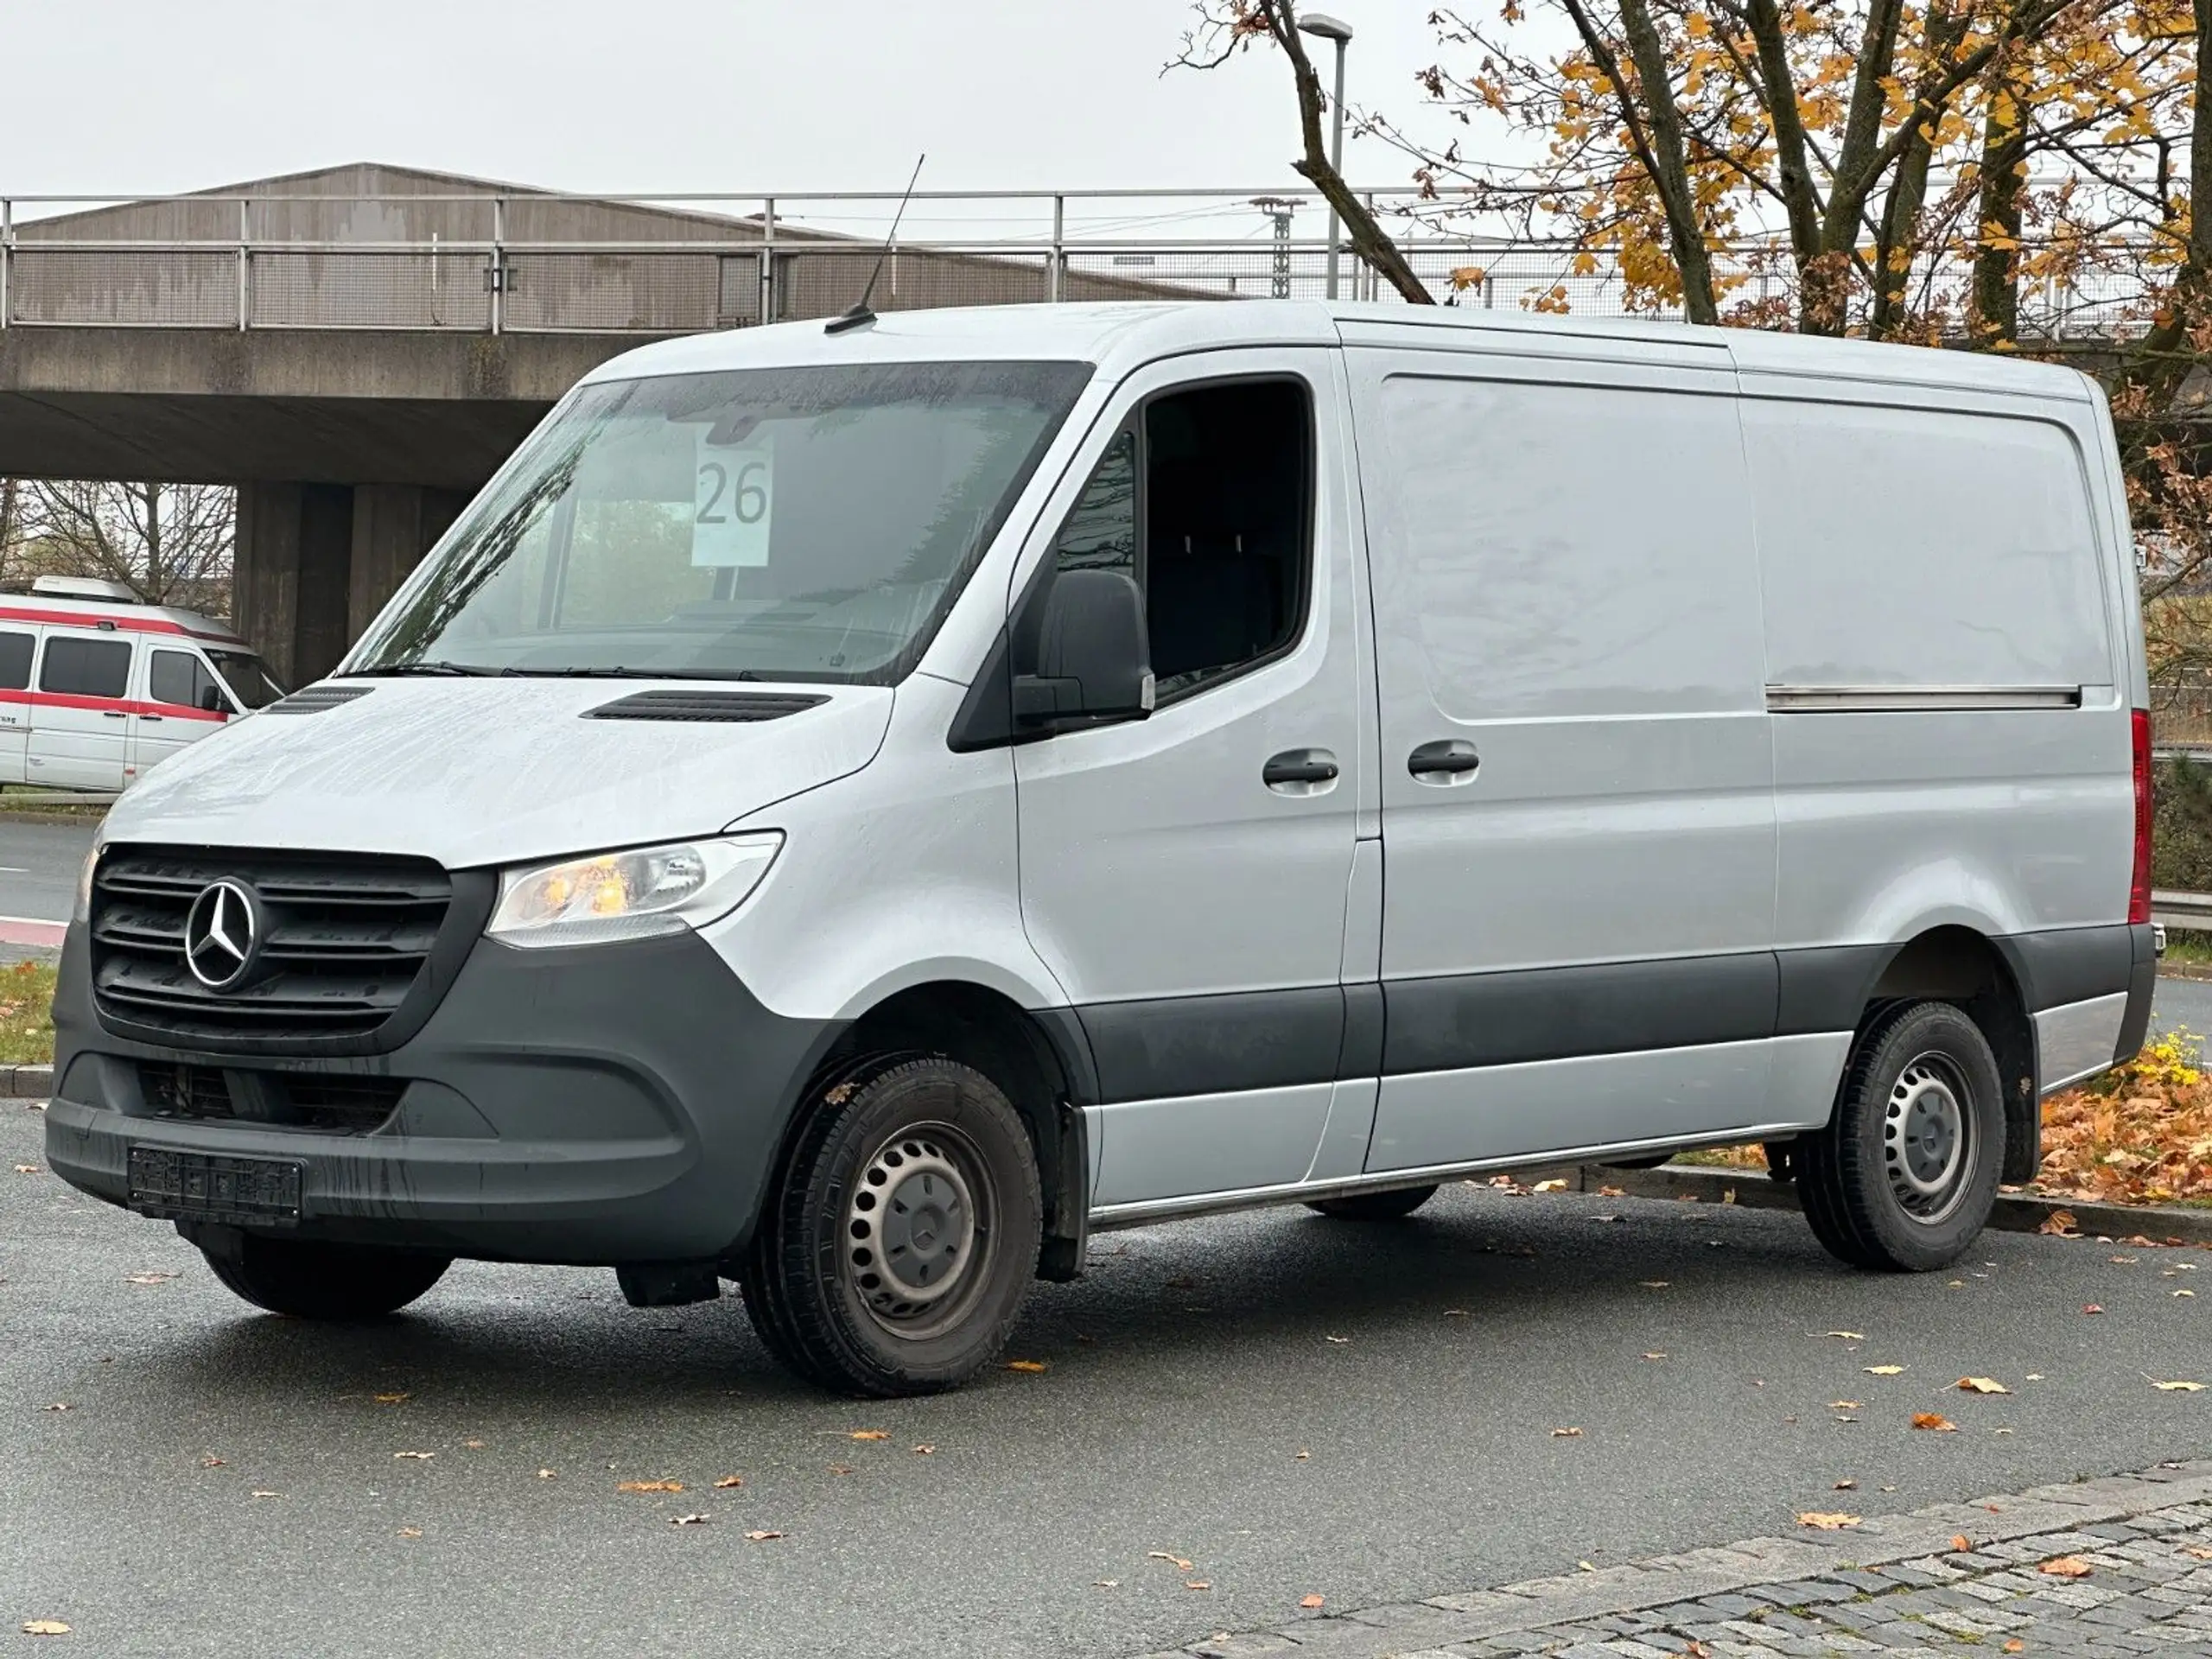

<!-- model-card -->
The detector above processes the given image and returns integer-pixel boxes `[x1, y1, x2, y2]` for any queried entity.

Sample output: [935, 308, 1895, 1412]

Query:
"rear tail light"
[2130, 708, 2153, 925]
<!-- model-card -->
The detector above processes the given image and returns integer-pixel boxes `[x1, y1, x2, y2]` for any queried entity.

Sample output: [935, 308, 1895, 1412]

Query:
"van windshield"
[205, 648, 284, 710]
[346, 359, 1092, 684]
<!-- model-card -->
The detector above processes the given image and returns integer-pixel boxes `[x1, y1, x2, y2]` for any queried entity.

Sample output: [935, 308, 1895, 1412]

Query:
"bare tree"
[8, 480, 235, 614]
[1170, 0, 1435, 303]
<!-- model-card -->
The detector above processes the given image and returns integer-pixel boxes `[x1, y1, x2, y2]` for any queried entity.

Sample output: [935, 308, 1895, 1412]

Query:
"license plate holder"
[127, 1147, 303, 1228]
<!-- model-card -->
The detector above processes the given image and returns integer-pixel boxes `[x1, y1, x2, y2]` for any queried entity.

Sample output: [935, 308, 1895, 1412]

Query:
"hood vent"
[584, 689, 830, 723]
[266, 684, 374, 715]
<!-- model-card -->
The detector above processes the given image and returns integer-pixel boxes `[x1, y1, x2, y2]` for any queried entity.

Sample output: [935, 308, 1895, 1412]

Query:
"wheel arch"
[785, 979, 1096, 1279]
[1857, 925, 2039, 1184]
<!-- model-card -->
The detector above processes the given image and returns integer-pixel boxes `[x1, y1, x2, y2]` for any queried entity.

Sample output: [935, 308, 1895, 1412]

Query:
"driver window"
[1043, 378, 1313, 702]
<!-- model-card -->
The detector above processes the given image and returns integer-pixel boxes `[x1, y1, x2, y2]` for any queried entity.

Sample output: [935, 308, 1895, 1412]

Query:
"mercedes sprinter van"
[47, 302, 2155, 1395]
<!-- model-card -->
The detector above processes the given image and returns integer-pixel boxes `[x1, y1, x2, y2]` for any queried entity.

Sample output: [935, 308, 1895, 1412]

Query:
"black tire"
[1306, 1184, 1438, 1221]
[202, 1236, 450, 1319]
[738, 1055, 1042, 1397]
[1798, 1001, 2005, 1273]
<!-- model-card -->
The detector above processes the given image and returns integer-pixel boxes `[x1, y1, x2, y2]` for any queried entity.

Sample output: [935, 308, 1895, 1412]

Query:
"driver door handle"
[1408, 739, 1480, 781]
[1263, 748, 1340, 791]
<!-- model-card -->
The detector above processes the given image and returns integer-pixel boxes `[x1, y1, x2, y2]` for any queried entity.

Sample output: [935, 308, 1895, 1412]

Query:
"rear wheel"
[739, 1055, 1042, 1396]
[1306, 1184, 1438, 1221]
[202, 1236, 450, 1319]
[1798, 1001, 2004, 1272]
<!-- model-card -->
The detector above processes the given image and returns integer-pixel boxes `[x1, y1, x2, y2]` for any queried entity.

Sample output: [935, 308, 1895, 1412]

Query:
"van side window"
[1039, 379, 1313, 707]
[149, 649, 220, 711]
[0, 630, 30, 691]
[1143, 380, 1310, 697]
[39, 636, 130, 700]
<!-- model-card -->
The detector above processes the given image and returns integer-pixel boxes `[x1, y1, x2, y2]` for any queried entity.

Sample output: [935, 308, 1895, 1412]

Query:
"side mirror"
[1013, 569, 1154, 726]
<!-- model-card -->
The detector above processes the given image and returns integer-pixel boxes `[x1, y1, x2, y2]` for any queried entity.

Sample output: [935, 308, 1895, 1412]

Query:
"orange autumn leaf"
[616, 1479, 683, 1493]
[2039, 1555, 2094, 1578]
[849, 1430, 890, 1441]
[1911, 1412, 1959, 1432]
[1796, 1511, 1862, 1529]
[1299, 1593, 1325, 1609]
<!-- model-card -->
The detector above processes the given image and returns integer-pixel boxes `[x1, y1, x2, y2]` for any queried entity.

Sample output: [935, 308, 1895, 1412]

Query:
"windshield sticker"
[692, 430, 772, 568]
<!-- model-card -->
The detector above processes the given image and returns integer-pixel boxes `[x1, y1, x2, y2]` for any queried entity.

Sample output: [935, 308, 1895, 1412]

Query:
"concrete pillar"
[349, 485, 467, 640]
[231, 480, 355, 688]
[233, 481, 303, 686]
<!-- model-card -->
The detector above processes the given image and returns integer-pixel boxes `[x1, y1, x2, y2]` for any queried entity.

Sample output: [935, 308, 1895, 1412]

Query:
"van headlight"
[486, 833, 783, 949]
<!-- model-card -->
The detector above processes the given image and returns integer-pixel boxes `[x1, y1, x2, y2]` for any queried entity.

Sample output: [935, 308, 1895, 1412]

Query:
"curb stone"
[3, 1064, 54, 1100]
[1137, 1462, 2212, 1658]
[1531, 1160, 2212, 1247]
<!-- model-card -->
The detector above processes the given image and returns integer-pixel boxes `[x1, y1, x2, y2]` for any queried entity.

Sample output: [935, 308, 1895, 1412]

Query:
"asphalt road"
[5, 1105, 2209, 1659]
[0, 815, 93, 924]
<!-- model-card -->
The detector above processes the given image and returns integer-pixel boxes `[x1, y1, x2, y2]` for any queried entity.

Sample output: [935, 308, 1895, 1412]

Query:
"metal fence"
[0, 186, 2171, 338]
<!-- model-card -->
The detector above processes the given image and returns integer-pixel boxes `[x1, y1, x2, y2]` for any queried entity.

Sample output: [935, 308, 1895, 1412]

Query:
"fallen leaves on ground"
[2041, 1209, 2082, 1236]
[2039, 1555, 2094, 1577]
[250, 1491, 280, 1499]
[1148, 1552, 1194, 1570]
[616, 1479, 682, 1492]
[1957, 1376, 2011, 1394]
[13, 1164, 40, 1175]
[372, 1392, 410, 1405]
[40, 1402, 71, 1413]
[2083, 1303, 2106, 1315]
[392, 1451, 433, 1461]
[1550, 1427, 1583, 1438]
[1642, 1352, 1667, 1361]
[1834, 1478, 1858, 1491]
[743, 1529, 782, 1541]
[827, 1463, 855, 1476]
[1826, 1331, 1867, 1341]
[2151, 1378, 2206, 1391]
[1796, 1511, 1861, 1529]
[1532, 1179, 1569, 1192]
[1184, 1580, 1211, 1591]
[1951, 1535, 1973, 1551]
[124, 1273, 176, 1286]
[848, 1430, 889, 1441]
[1911, 1413, 1959, 1432]
[1830, 1400, 1860, 1409]
[713, 1476, 743, 1489]
[2037, 1033, 2212, 1205]
[200, 1457, 225, 1468]
[20, 1622, 69, 1637]
[1639, 1280, 1669, 1289]
[910, 1444, 934, 1455]
[670, 1513, 709, 1527]
[2184, 1546, 2212, 1560]
[2004, 1641, 2025, 1655]
[1005, 1359, 1048, 1373]
[1597, 1185, 1624, 1198]
[1865, 1365, 1904, 1376]
[398, 1527, 423, 1539]
[1299, 1594, 1325, 1609]
[537, 1469, 556, 1480]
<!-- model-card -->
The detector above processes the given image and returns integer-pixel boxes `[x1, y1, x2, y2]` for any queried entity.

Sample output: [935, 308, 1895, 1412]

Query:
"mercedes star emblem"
[182, 880, 261, 990]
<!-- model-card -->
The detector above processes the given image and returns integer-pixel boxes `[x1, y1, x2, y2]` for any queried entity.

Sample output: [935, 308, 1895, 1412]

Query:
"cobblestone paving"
[1139, 1464, 2212, 1659]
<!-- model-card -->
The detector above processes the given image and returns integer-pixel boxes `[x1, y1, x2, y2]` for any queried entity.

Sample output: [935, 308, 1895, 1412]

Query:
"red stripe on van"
[0, 604, 244, 645]
[0, 688, 226, 723]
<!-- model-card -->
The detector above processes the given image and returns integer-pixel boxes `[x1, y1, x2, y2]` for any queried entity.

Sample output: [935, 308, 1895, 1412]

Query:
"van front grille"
[91, 846, 467, 1052]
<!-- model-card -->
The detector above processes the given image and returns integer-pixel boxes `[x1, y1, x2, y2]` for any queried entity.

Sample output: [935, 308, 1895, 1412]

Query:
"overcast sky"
[7, 2, 1486, 214]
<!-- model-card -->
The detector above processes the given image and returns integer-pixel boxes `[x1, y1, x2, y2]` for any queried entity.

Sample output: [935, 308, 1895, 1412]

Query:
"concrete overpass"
[0, 164, 1186, 682]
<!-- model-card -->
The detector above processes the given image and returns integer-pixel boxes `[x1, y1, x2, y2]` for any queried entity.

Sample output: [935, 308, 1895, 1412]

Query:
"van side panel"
[1742, 378, 2135, 1078]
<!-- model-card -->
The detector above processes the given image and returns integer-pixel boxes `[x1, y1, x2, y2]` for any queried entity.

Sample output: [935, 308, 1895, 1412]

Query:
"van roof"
[0, 589, 250, 646]
[584, 300, 2091, 403]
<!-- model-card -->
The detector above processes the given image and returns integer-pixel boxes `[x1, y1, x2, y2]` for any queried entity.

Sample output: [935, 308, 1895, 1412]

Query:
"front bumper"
[45, 922, 841, 1265]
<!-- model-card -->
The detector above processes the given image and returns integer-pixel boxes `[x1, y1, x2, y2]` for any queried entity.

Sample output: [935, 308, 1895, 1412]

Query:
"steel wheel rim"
[842, 1122, 995, 1340]
[1883, 1051, 1973, 1224]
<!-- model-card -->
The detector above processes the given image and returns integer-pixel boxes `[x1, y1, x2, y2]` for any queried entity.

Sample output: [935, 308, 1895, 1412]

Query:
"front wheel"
[1797, 1001, 2005, 1272]
[202, 1236, 451, 1319]
[739, 1055, 1042, 1396]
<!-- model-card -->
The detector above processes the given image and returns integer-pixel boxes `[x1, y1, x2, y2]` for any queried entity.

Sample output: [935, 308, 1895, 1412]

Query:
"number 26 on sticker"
[693, 442, 772, 568]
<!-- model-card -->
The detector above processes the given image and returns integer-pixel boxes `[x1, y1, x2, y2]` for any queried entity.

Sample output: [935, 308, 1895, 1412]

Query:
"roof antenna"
[825, 153, 926, 334]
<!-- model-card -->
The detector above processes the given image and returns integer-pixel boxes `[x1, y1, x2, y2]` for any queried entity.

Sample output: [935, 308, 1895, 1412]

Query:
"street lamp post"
[1298, 12, 1353, 301]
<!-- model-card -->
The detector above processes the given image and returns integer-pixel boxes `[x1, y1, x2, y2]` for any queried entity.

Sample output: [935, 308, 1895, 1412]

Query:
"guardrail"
[2154, 891, 2212, 931]
[0, 185, 2167, 337]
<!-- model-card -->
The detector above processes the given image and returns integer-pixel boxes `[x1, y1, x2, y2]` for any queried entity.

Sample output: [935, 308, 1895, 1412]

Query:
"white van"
[0, 577, 285, 793]
[46, 302, 2153, 1396]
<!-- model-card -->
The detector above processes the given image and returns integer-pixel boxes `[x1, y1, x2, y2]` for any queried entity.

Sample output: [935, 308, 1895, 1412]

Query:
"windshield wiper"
[342, 661, 501, 677]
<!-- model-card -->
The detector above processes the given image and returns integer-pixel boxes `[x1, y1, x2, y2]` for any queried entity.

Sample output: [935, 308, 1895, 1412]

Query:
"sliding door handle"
[1408, 739, 1479, 782]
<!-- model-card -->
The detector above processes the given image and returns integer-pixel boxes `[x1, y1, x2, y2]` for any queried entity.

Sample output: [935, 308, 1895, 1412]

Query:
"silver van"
[46, 302, 2154, 1395]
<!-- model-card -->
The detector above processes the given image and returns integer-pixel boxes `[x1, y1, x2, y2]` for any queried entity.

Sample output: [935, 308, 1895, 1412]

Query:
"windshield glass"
[346, 359, 1091, 683]
[205, 648, 284, 709]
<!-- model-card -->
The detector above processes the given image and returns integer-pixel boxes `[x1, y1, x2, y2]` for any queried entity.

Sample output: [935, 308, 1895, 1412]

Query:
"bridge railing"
[0, 187, 2169, 338]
